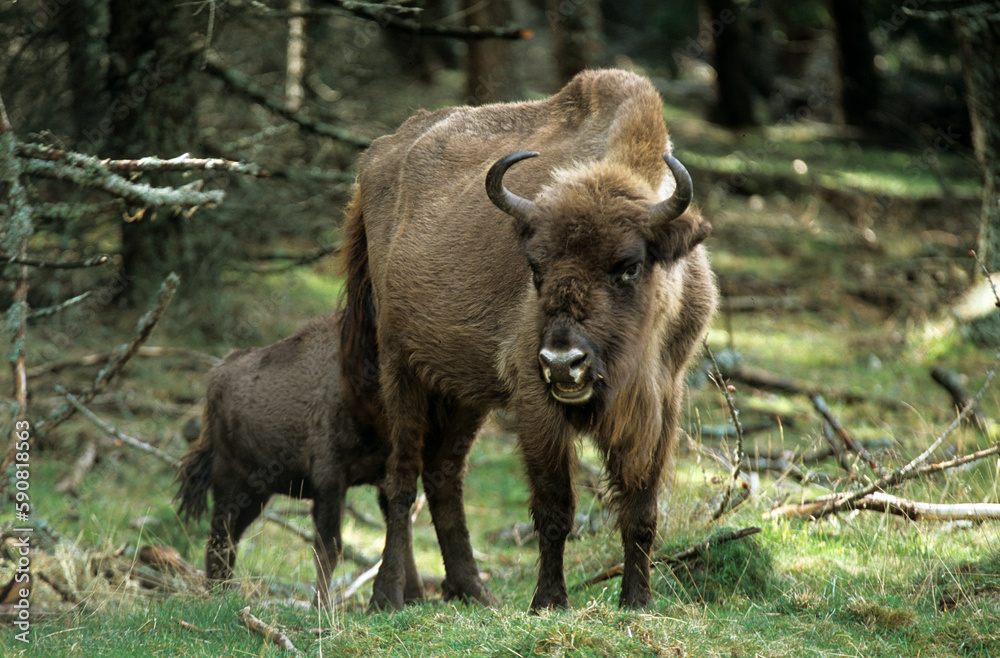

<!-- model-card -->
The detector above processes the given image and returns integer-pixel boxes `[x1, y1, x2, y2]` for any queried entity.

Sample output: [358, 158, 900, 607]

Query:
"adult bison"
[341, 69, 717, 611]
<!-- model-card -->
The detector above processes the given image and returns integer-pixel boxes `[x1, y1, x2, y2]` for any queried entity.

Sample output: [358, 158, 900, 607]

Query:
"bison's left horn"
[648, 154, 693, 226]
[486, 151, 539, 226]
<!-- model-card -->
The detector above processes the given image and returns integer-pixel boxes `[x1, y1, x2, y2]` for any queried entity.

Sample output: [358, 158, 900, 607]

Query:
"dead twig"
[237, 606, 302, 655]
[705, 343, 746, 521]
[930, 366, 990, 436]
[811, 395, 888, 477]
[17, 142, 266, 177]
[56, 436, 98, 495]
[27, 345, 221, 378]
[35, 272, 180, 436]
[1, 253, 109, 269]
[27, 291, 94, 320]
[792, 251, 1000, 521]
[56, 386, 181, 468]
[574, 526, 762, 591]
[203, 51, 372, 148]
[261, 510, 380, 568]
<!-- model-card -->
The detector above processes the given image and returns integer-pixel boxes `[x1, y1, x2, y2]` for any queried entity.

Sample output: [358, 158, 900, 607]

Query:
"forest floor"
[4, 69, 1000, 657]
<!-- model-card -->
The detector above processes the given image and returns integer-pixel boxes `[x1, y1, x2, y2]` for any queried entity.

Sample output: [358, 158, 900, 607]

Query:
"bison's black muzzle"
[538, 346, 594, 405]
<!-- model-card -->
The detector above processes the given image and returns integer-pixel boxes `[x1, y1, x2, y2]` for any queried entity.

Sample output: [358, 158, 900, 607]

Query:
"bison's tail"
[339, 191, 384, 431]
[174, 408, 215, 521]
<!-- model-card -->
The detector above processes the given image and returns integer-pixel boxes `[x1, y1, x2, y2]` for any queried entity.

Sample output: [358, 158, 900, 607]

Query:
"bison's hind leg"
[368, 368, 430, 612]
[422, 403, 496, 607]
[376, 488, 426, 604]
[205, 488, 268, 587]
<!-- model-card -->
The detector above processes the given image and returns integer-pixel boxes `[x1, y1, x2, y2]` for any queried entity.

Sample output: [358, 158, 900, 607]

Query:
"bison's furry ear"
[647, 208, 712, 264]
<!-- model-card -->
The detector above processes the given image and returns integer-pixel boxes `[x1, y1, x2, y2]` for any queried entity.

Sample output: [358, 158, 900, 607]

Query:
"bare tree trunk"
[705, 0, 756, 127]
[829, 0, 880, 127]
[953, 6, 1000, 341]
[548, 0, 603, 86]
[464, 0, 517, 104]
[104, 1, 207, 305]
[59, 0, 110, 150]
[286, 0, 307, 112]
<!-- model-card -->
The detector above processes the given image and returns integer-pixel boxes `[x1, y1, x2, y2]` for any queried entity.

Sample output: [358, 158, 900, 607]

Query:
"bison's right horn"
[486, 151, 539, 226]
[647, 154, 693, 227]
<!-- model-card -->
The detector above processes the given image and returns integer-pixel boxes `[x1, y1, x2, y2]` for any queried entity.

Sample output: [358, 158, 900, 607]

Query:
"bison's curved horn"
[648, 154, 693, 227]
[486, 151, 539, 225]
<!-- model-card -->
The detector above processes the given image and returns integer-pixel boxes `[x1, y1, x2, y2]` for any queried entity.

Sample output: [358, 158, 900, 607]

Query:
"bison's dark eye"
[615, 260, 643, 286]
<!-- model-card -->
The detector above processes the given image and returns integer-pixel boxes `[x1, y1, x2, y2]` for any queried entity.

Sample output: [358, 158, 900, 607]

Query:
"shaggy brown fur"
[176, 314, 422, 607]
[341, 69, 717, 611]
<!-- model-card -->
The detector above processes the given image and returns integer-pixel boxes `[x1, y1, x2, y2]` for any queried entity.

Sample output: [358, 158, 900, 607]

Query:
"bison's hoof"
[618, 592, 652, 610]
[529, 589, 570, 613]
[442, 577, 498, 607]
[368, 587, 405, 613]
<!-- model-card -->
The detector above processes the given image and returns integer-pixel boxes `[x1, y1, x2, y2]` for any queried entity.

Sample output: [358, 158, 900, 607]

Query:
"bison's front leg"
[369, 369, 429, 612]
[606, 432, 671, 609]
[521, 424, 577, 611]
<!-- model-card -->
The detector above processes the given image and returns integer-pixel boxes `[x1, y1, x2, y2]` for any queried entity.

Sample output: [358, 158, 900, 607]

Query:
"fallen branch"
[261, 509, 380, 568]
[784, 252, 1000, 521]
[237, 606, 302, 655]
[35, 273, 180, 435]
[56, 436, 98, 495]
[768, 492, 1000, 521]
[930, 366, 990, 436]
[2, 252, 110, 269]
[811, 395, 887, 477]
[56, 386, 181, 468]
[573, 526, 762, 591]
[698, 443, 834, 486]
[27, 291, 94, 320]
[718, 360, 908, 410]
[27, 345, 221, 378]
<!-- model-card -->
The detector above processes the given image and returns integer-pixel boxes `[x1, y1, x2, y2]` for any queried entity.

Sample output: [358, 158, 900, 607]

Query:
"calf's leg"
[311, 480, 345, 608]
[206, 488, 267, 585]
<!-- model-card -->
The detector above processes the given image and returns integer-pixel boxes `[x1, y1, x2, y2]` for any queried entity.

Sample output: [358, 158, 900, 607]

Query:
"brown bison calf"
[176, 314, 422, 606]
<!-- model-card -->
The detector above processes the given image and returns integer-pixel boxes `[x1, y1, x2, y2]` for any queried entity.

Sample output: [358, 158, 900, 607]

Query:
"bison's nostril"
[538, 347, 592, 384]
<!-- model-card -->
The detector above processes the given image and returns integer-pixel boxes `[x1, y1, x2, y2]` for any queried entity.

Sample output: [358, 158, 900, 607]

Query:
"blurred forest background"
[4, 1, 1000, 653]
[1, 0, 996, 319]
